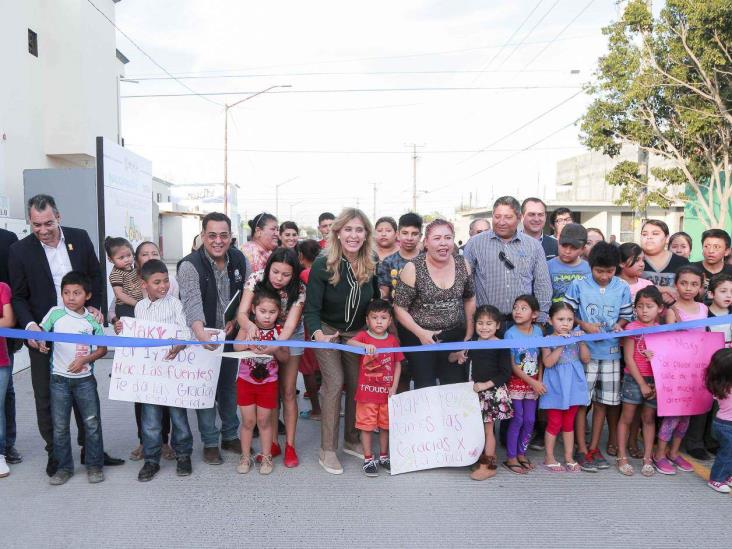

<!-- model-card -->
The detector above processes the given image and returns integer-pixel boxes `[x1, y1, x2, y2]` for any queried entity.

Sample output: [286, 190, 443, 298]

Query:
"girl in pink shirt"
[704, 348, 732, 493]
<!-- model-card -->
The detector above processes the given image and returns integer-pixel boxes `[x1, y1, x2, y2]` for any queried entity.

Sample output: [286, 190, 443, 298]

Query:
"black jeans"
[29, 347, 84, 453]
[400, 327, 467, 389]
[684, 403, 719, 452]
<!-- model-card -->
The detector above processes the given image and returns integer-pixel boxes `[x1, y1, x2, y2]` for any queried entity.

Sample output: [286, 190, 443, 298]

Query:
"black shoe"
[252, 425, 259, 439]
[176, 456, 192, 476]
[46, 455, 59, 477]
[363, 458, 378, 477]
[378, 455, 391, 471]
[687, 448, 711, 461]
[138, 461, 160, 482]
[82, 448, 126, 466]
[5, 447, 23, 465]
[221, 438, 242, 453]
[278, 419, 286, 436]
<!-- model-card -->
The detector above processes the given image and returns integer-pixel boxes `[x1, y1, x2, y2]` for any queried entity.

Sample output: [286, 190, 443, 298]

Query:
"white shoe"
[0, 456, 9, 478]
[318, 449, 343, 475]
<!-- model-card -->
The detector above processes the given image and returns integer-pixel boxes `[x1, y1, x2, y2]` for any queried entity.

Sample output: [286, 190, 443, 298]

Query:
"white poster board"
[100, 137, 152, 305]
[109, 317, 224, 409]
[388, 382, 485, 475]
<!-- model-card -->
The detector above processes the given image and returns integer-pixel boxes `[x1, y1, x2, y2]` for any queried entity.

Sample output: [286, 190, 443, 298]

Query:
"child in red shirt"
[347, 299, 403, 477]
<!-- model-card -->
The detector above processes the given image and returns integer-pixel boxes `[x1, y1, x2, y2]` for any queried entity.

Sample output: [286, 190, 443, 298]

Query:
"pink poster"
[644, 331, 724, 417]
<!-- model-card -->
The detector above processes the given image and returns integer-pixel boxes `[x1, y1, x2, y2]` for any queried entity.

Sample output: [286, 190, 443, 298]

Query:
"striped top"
[134, 294, 187, 327]
[463, 230, 552, 322]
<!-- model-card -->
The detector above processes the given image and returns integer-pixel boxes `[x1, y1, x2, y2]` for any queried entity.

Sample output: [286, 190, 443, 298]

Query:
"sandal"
[543, 462, 564, 473]
[517, 456, 534, 470]
[628, 445, 644, 459]
[616, 457, 634, 476]
[640, 458, 655, 477]
[606, 443, 618, 457]
[565, 461, 581, 473]
[502, 461, 528, 475]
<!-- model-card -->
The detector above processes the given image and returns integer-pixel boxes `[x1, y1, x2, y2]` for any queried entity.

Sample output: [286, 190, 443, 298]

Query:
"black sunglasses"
[498, 251, 515, 270]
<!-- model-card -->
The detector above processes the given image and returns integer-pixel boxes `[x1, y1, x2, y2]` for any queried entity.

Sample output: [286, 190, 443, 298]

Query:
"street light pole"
[223, 84, 292, 215]
[275, 176, 299, 219]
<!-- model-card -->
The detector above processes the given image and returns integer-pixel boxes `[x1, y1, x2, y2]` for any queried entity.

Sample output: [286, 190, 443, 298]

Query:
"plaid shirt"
[463, 230, 552, 322]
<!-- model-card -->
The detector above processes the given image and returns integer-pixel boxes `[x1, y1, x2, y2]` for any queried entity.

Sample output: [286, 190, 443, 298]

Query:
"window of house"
[156, 193, 162, 202]
[28, 29, 38, 57]
[620, 212, 634, 243]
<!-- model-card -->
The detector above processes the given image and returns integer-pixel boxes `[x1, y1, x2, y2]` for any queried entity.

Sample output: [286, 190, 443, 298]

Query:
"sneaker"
[363, 458, 378, 477]
[4, 447, 22, 465]
[202, 447, 223, 465]
[576, 452, 598, 473]
[138, 461, 160, 482]
[236, 455, 253, 474]
[129, 444, 144, 461]
[318, 449, 343, 475]
[259, 455, 274, 475]
[49, 469, 73, 486]
[176, 456, 192, 476]
[528, 434, 545, 451]
[283, 445, 299, 468]
[46, 455, 59, 477]
[87, 467, 105, 484]
[653, 457, 677, 475]
[708, 480, 731, 493]
[671, 455, 693, 472]
[343, 441, 365, 460]
[589, 448, 609, 469]
[0, 455, 9, 478]
[379, 455, 391, 471]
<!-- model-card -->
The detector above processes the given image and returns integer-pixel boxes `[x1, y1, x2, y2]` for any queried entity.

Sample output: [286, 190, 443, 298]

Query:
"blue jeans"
[0, 367, 10, 452]
[141, 404, 193, 463]
[711, 418, 732, 483]
[50, 374, 104, 471]
[195, 356, 239, 447]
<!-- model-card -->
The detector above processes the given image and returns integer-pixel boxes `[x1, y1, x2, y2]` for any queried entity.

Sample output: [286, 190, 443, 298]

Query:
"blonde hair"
[325, 208, 375, 286]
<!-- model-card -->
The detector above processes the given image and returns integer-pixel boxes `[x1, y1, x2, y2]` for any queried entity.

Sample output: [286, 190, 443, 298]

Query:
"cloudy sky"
[116, 0, 621, 228]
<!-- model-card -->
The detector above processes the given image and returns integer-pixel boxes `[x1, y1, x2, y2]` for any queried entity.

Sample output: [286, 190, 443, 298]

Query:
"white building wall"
[0, 0, 122, 222]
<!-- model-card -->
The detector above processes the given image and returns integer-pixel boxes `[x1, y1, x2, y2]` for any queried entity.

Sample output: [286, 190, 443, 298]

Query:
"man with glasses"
[177, 212, 250, 465]
[521, 197, 558, 261]
[463, 196, 551, 324]
[549, 208, 574, 241]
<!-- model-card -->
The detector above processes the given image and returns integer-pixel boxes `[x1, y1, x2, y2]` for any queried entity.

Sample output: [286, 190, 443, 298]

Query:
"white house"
[0, 0, 125, 231]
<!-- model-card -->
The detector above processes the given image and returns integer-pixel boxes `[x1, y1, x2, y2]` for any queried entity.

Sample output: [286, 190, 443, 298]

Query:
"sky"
[115, 0, 622, 229]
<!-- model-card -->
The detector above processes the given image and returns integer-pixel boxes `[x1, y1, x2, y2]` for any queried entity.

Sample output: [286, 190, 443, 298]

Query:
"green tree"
[580, 0, 732, 229]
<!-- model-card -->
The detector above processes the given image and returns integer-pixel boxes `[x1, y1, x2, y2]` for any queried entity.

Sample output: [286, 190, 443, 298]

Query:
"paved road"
[2, 357, 730, 548]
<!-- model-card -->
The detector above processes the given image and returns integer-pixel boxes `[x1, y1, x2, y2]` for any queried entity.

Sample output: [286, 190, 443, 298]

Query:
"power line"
[126, 34, 596, 79]
[457, 89, 584, 164]
[84, 0, 222, 108]
[473, 0, 545, 79]
[126, 144, 583, 154]
[521, 0, 598, 70]
[123, 67, 580, 81]
[121, 85, 582, 99]
[497, 0, 561, 68]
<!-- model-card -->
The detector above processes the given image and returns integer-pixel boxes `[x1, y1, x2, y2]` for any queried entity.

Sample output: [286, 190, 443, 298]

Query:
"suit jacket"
[0, 228, 19, 285]
[8, 226, 103, 327]
[541, 235, 558, 261]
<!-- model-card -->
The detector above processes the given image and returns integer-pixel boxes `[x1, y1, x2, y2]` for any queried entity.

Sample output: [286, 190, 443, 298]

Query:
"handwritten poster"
[109, 317, 223, 409]
[645, 331, 723, 417]
[389, 383, 484, 475]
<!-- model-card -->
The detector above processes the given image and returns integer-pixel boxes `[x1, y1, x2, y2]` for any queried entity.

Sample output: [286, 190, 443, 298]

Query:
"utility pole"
[372, 182, 378, 222]
[223, 84, 291, 215]
[405, 143, 424, 212]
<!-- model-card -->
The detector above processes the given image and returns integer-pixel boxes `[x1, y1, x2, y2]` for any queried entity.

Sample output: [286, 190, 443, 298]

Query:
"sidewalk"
[2, 358, 730, 548]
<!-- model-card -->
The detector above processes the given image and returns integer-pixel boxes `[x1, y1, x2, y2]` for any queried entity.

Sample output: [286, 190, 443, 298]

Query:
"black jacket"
[9, 227, 103, 327]
[0, 228, 19, 285]
[177, 246, 249, 329]
[541, 235, 558, 261]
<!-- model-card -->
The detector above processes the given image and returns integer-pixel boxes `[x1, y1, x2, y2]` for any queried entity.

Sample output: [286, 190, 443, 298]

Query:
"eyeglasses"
[498, 251, 515, 270]
[205, 232, 231, 241]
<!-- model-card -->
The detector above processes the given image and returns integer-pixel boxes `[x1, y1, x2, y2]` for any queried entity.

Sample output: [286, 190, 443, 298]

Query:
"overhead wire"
[84, 0, 223, 107]
[497, 0, 561, 68]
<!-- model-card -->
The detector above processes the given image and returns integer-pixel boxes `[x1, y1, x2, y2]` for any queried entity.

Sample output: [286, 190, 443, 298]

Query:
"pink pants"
[546, 406, 580, 436]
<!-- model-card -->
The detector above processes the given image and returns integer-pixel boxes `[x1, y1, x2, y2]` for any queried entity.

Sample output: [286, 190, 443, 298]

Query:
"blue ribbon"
[3, 313, 731, 355]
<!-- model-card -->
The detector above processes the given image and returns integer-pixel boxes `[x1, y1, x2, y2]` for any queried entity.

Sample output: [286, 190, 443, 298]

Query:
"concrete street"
[2, 355, 730, 548]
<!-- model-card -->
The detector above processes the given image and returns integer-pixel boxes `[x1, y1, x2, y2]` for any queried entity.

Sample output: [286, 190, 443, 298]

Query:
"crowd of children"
[2, 217, 732, 498]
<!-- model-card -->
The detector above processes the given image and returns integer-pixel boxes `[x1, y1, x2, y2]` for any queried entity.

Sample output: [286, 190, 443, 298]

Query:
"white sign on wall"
[109, 317, 224, 409]
[388, 382, 485, 475]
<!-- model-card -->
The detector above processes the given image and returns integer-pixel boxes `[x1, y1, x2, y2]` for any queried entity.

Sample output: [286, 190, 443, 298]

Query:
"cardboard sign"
[388, 382, 484, 475]
[645, 331, 723, 417]
[109, 317, 224, 409]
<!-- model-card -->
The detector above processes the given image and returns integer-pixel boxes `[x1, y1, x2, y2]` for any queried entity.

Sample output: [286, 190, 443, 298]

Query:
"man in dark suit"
[521, 197, 558, 261]
[0, 228, 22, 465]
[8, 194, 123, 475]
